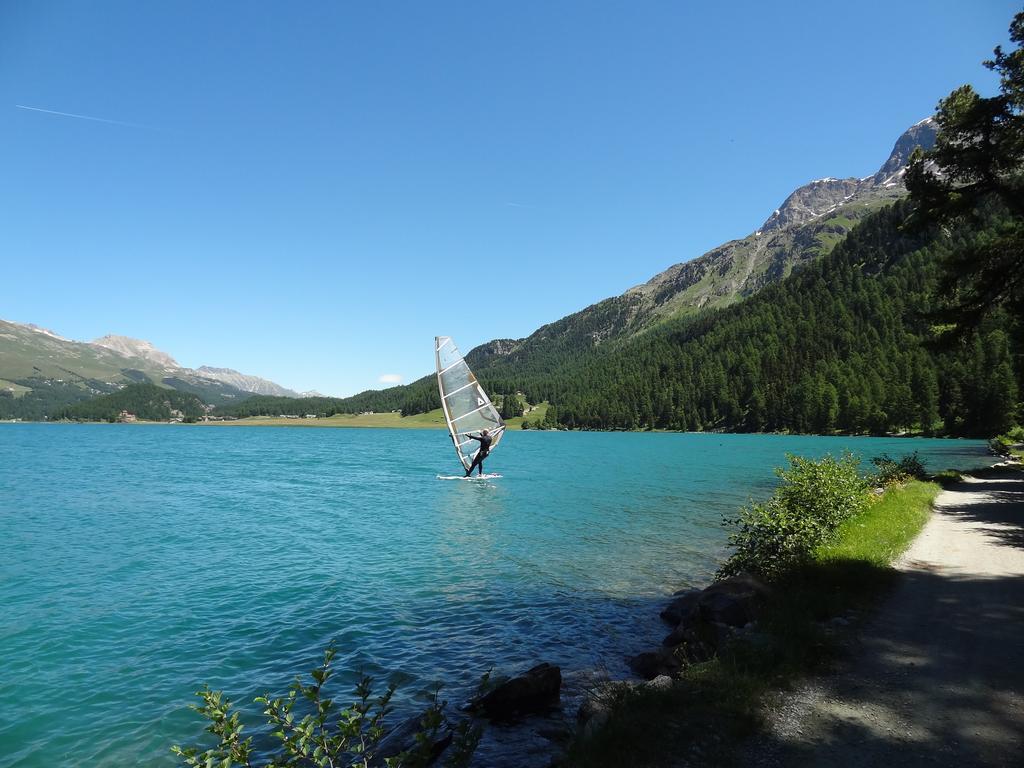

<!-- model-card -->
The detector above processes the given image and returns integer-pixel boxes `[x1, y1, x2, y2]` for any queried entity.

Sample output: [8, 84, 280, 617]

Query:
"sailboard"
[435, 336, 505, 472]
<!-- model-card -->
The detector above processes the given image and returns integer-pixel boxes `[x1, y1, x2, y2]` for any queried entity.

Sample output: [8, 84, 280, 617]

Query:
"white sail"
[435, 336, 505, 471]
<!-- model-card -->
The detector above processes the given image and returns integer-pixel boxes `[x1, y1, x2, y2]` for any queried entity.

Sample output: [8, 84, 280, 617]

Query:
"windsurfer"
[463, 429, 492, 477]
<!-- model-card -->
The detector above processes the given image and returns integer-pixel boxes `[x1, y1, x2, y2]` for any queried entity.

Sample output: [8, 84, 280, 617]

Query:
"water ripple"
[0, 425, 989, 767]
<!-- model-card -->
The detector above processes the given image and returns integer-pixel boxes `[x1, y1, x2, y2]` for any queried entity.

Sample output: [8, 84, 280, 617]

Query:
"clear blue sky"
[0, 1, 1016, 396]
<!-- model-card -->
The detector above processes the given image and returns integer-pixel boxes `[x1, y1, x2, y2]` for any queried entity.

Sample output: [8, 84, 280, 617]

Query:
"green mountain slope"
[56, 383, 206, 422]
[480, 199, 1018, 437]
[0, 321, 275, 418]
[220, 198, 1019, 438]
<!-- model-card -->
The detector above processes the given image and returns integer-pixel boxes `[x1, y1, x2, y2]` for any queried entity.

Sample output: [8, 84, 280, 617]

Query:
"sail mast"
[434, 336, 505, 471]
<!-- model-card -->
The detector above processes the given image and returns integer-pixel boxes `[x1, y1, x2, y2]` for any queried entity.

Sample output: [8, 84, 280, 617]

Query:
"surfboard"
[436, 473, 503, 481]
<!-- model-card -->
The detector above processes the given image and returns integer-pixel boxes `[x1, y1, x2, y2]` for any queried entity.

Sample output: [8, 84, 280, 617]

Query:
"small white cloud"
[378, 373, 402, 384]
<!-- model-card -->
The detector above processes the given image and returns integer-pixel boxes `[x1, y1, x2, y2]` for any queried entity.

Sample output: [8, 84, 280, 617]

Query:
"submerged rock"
[697, 573, 771, 627]
[576, 681, 636, 739]
[659, 572, 772, 661]
[627, 648, 681, 680]
[660, 588, 702, 625]
[472, 663, 562, 721]
[372, 713, 453, 765]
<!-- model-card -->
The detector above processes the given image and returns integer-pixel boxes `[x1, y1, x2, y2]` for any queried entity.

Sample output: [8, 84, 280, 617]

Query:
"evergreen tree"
[906, 10, 1024, 333]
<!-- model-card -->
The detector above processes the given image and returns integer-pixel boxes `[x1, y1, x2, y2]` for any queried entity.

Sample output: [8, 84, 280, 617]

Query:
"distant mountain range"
[4, 117, 939, 422]
[475, 118, 938, 357]
[220, 117, 941, 422]
[0, 321, 302, 418]
[422, 118, 939, 385]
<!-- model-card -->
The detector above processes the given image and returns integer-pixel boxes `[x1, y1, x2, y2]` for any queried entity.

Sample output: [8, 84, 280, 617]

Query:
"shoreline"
[0, 417, 994, 441]
[0, 427, 1002, 767]
[566, 454, 1016, 766]
[747, 460, 1024, 766]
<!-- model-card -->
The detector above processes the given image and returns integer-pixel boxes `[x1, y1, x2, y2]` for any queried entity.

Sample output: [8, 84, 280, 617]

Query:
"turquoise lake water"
[0, 425, 991, 766]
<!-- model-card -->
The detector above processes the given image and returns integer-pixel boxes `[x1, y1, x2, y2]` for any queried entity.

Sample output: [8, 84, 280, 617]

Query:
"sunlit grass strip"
[567, 478, 943, 767]
[817, 479, 939, 567]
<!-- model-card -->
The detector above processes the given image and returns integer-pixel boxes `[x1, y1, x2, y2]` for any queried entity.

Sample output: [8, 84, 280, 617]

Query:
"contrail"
[14, 104, 150, 129]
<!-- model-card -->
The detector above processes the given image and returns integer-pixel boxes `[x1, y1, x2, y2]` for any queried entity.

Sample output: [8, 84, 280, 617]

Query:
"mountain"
[510, 198, 1018, 437]
[441, 121, 938, 380]
[553, 118, 938, 339]
[219, 198, 1020, 437]
[215, 118, 944, 423]
[0, 320, 299, 419]
[389, 119, 938, 383]
[92, 335, 180, 368]
[195, 366, 300, 397]
[57, 382, 206, 423]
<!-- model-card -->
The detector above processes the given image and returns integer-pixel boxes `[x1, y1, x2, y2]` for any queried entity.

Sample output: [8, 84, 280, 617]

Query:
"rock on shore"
[629, 573, 772, 680]
[471, 663, 562, 721]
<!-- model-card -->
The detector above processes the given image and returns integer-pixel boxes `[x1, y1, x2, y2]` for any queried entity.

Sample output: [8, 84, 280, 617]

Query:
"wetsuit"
[464, 432, 493, 476]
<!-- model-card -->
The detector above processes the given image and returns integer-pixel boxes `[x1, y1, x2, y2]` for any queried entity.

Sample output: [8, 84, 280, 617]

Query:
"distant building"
[118, 410, 137, 423]
[305, 414, 317, 419]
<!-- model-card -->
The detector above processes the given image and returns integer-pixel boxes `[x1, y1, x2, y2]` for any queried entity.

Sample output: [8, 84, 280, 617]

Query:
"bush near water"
[172, 645, 480, 768]
[718, 454, 870, 581]
[569, 452, 946, 766]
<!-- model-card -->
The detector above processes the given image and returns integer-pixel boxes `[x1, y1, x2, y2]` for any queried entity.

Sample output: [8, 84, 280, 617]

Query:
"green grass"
[932, 469, 965, 486]
[200, 411, 448, 429]
[505, 401, 549, 429]
[567, 478, 941, 767]
[0, 379, 31, 398]
[201, 404, 549, 430]
[818, 480, 939, 567]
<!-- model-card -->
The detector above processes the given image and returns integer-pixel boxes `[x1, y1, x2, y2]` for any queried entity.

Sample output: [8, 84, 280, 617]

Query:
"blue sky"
[0, 1, 1016, 396]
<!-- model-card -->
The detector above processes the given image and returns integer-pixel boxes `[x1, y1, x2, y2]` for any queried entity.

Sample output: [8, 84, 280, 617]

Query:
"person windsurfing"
[463, 429, 492, 477]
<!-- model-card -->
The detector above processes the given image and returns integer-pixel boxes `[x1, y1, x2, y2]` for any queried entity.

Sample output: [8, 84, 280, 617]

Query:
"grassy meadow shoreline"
[193, 403, 550, 430]
[567, 456, 1006, 766]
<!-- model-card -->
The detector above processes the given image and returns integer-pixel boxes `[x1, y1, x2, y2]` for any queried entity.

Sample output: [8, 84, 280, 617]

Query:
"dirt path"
[754, 465, 1024, 768]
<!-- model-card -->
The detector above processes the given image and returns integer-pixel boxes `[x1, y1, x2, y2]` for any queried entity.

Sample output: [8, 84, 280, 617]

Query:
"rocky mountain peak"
[759, 177, 864, 233]
[91, 335, 180, 368]
[759, 118, 937, 233]
[871, 117, 938, 185]
[195, 366, 300, 397]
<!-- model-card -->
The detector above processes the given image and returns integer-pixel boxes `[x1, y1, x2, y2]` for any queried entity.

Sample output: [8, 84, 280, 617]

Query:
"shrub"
[172, 645, 479, 768]
[870, 452, 926, 485]
[719, 454, 869, 581]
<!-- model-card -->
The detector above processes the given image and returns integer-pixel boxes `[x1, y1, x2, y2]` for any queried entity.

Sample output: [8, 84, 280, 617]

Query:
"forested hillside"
[222, 198, 1018, 438]
[0, 378, 120, 421]
[56, 383, 206, 423]
[501, 200, 1018, 436]
[207, 14, 1024, 439]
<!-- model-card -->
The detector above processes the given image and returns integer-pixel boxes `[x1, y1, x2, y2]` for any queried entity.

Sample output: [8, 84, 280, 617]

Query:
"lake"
[0, 425, 991, 766]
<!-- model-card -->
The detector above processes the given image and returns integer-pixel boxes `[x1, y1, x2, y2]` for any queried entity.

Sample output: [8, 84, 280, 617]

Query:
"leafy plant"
[719, 454, 869, 581]
[172, 645, 480, 768]
[870, 452, 926, 485]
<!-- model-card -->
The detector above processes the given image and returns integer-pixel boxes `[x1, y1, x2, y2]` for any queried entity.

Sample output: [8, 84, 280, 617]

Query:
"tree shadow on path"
[749, 468, 1024, 768]
[940, 470, 1024, 551]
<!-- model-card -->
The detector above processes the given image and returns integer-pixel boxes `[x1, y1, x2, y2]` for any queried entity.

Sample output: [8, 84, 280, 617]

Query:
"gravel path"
[752, 465, 1024, 768]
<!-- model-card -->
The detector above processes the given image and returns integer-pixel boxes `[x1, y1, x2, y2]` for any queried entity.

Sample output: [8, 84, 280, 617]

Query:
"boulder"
[372, 714, 453, 765]
[696, 573, 771, 628]
[576, 681, 634, 739]
[644, 675, 673, 692]
[694, 620, 736, 652]
[662, 622, 699, 648]
[472, 663, 561, 720]
[660, 588, 702, 625]
[627, 648, 681, 680]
